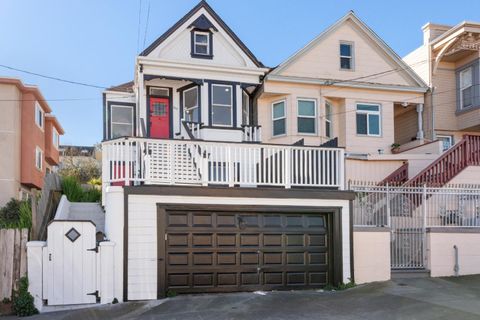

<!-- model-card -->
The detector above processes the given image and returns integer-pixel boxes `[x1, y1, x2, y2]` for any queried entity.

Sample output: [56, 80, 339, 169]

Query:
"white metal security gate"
[352, 182, 480, 270]
[43, 221, 97, 305]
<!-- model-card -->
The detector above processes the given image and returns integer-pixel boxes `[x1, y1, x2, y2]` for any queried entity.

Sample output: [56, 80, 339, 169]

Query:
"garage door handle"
[158, 258, 164, 261]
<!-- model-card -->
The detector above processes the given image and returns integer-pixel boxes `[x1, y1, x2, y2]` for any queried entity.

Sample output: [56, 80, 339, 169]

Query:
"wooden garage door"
[159, 210, 332, 295]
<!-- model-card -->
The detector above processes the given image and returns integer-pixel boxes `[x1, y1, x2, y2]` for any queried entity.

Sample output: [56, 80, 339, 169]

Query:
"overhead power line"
[0, 64, 108, 89]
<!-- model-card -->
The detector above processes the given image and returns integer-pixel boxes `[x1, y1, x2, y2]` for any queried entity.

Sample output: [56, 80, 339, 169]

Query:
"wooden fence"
[0, 229, 28, 300]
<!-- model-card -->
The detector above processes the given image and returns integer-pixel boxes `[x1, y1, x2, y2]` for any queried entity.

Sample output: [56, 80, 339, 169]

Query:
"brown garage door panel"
[161, 210, 333, 294]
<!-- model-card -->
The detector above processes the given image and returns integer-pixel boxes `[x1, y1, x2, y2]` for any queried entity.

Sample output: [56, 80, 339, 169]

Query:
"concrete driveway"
[16, 275, 480, 320]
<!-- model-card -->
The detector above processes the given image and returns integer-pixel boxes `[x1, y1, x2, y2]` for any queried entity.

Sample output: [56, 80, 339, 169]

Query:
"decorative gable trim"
[189, 14, 218, 31]
[270, 11, 428, 89]
[140, 0, 265, 68]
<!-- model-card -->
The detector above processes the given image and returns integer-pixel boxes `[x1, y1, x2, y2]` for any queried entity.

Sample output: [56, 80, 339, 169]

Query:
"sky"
[1, 0, 480, 146]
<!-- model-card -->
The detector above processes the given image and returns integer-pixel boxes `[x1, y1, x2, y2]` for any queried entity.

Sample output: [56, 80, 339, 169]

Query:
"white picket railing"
[102, 137, 345, 190]
[242, 125, 262, 142]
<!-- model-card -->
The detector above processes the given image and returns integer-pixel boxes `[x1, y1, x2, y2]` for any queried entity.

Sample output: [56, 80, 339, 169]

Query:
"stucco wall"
[448, 165, 480, 184]
[427, 230, 480, 277]
[346, 159, 404, 183]
[0, 84, 22, 206]
[21, 92, 46, 189]
[353, 229, 391, 284]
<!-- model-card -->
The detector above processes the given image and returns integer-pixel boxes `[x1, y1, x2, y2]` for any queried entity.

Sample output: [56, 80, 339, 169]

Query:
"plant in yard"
[61, 176, 84, 202]
[0, 199, 32, 229]
[81, 188, 102, 202]
[88, 177, 102, 187]
[12, 277, 38, 317]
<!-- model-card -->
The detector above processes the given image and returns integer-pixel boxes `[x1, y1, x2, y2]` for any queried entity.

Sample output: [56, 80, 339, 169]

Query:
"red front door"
[150, 97, 170, 138]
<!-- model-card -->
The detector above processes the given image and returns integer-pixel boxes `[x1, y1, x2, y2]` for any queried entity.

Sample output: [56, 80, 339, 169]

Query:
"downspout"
[431, 86, 436, 141]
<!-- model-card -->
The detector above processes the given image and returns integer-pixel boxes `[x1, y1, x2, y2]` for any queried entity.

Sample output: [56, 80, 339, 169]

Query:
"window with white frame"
[272, 100, 286, 136]
[437, 135, 453, 151]
[211, 84, 233, 126]
[297, 99, 317, 134]
[340, 42, 354, 70]
[53, 128, 59, 149]
[242, 91, 249, 125]
[183, 86, 199, 122]
[356, 103, 381, 136]
[110, 105, 134, 139]
[325, 101, 332, 138]
[193, 31, 210, 56]
[460, 67, 473, 109]
[35, 102, 44, 129]
[35, 147, 43, 170]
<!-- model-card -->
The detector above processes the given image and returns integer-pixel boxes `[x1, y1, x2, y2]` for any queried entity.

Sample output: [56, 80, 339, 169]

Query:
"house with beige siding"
[404, 21, 480, 150]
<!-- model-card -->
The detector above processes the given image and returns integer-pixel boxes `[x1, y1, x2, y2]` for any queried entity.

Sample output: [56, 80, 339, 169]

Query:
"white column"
[99, 241, 115, 304]
[105, 186, 124, 302]
[138, 66, 145, 137]
[416, 103, 424, 140]
[27, 241, 46, 312]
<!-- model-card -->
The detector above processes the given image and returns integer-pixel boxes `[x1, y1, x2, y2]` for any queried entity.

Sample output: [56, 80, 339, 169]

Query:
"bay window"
[356, 103, 381, 136]
[211, 84, 233, 126]
[110, 105, 134, 139]
[183, 86, 199, 122]
[35, 102, 44, 129]
[242, 91, 249, 125]
[297, 99, 317, 134]
[272, 100, 286, 136]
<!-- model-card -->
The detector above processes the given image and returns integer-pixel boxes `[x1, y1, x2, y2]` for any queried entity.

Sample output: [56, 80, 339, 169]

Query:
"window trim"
[108, 102, 136, 140]
[191, 30, 213, 59]
[210, 83, 234, 127]
[272, 99, 287, 137]
[242, 90, 250, 126]
[52, 128, 59, 150]
[355, 102, 381, 137]
[182, 86, 200, 123]
[35, 146, 43, 171]
[35, 102, 44, 130]
[459, 66, 473, 109]
[339, 41, 354, 71]
[296, 98, 317, 135]
[325, 101, 333, 138]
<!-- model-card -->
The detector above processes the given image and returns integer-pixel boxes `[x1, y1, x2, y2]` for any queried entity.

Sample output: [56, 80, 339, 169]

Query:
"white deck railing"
[102, 137, 345, 190]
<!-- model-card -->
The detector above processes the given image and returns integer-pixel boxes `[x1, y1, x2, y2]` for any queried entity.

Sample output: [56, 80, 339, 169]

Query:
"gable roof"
[106, 81, 134, 93]
[270, 11, 427, 88]
[140, 0, 265, 68]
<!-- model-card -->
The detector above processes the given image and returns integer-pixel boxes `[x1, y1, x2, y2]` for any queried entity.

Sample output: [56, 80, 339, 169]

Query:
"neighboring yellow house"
[257, 11, 438, 182]
[404, 21, 480, 150]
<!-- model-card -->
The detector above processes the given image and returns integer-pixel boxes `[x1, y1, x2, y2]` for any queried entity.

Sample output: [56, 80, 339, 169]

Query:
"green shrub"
[12, 277, 38, 317]
[82, 188, 102, 202]
[61, 176, 84, 202]
[0, 199, 32, 229]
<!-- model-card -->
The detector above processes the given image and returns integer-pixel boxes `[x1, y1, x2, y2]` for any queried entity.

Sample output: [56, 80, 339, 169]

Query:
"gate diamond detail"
[65, 228, 81, 242]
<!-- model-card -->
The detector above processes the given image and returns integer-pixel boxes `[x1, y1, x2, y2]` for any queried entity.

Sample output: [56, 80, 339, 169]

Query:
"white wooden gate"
[43, 221, 97, 305]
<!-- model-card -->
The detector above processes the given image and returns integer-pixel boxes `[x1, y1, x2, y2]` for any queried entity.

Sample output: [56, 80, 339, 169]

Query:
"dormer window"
[189, 14, 216, 59]
[194, 31, 210, 56]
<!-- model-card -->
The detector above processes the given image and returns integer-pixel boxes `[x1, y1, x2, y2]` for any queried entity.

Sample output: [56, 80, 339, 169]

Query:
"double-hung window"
[242, 91, 249, 125]
[356, 103, 381, 136]
[35, 102, 44, 129]
[325, 101, 332, 138]
[53, 128, 59, 149]
[183, 86, 199, 123]
[211, 84, 233, 126]
[340, 42, 354, 70]
[272, 100, 286, 136]
[193, 31, 210, 56]
[110, 105, 134, 139]
[297, 99, 317, 134]
[460, 67, 473, 109]
[35, 147, 43, 171]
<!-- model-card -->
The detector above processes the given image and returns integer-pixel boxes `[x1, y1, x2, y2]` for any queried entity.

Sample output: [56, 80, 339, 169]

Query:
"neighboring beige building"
[404, 21, 480, 149]
[0, 77, 64, 207]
